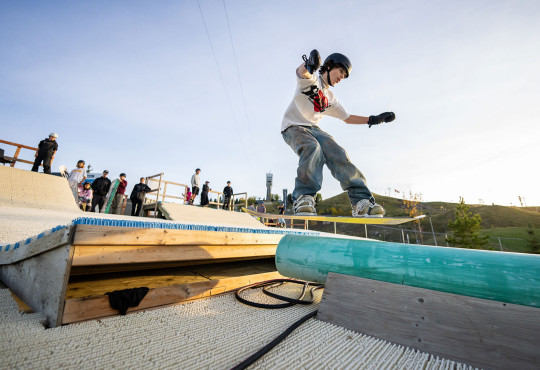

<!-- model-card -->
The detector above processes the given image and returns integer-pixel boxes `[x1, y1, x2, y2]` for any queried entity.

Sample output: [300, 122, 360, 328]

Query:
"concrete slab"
[0, 166, 79, 212]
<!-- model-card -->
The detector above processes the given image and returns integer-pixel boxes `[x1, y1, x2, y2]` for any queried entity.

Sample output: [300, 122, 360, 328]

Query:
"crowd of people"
[30, 134, 251, 216]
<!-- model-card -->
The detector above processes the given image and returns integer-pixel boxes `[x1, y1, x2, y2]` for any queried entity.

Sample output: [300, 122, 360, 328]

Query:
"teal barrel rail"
[275, 235, 540, 308]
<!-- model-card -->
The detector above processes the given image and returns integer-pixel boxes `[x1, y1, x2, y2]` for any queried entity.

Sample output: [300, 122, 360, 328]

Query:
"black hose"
[230, 310, 318, 370]
[231, 279, 324, 369]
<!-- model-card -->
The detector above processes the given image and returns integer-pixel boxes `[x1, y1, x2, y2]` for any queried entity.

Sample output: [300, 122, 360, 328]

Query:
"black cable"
[231, 279, 324, 369]
[235, 279, 324, 309]
[230, 310, 318, 370]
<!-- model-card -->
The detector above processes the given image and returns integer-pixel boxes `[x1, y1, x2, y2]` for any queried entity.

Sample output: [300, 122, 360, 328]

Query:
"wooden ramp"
[0, 223, 286, 327]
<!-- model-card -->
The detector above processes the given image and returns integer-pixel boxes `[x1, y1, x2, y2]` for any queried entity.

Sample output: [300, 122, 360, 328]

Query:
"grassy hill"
[300, 192, 540, 253]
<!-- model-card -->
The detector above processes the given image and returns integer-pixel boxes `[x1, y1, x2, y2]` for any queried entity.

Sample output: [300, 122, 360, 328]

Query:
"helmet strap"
[327, 69, 334, 87]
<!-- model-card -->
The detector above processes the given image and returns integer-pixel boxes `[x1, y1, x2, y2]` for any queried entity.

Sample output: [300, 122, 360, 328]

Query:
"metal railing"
[0, 139, 39, 167]
[142, 173, 248, 216]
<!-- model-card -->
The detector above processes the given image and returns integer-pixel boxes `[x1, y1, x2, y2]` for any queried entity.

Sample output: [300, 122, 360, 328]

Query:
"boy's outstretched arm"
[345, 112, 396, 127]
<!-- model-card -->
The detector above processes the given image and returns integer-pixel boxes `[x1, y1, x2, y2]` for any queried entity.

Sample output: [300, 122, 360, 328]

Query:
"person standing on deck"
[190, 168, 201, 205]
[91, 170, 111, 212]
[31, 133, 58, 174]
[223, 181, 234, 211]
[112, 173, 128, 214]
[68, 160, 87, 201]
[200, 181, 210, 207]
[130, 177, 152, 216]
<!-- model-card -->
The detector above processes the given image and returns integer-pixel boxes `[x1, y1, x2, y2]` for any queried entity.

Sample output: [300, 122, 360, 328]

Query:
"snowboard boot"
[293, 195, 317, 216]
[352, 199, 385, 218]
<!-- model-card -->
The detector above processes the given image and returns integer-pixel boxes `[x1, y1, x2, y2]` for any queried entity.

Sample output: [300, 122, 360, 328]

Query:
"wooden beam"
[317, 272, 540, 370]
[62, 261, 281, 324]
[72, 225, 283, 246]
[71, 244, 277, 266]
[0, 243, 75, 328]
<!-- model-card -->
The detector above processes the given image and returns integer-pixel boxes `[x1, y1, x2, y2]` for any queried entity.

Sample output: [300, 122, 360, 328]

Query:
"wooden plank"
[0, 227, 72, 265]
[0, 243, 75, 328]
[62, 261, 281, 324]
[72, 225, 284, 246]
[242, 207, 425, 225]
[317, 272, 540, 370]
[71, 244, 277, 266]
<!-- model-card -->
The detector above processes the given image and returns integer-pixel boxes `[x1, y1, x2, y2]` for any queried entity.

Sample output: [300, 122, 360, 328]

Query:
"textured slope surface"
[0, 285, 473, 369]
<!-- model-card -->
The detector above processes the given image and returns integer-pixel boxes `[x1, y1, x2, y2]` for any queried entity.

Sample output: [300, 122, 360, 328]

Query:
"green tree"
[526, 224, 540, 254]
[247, 196, 258, 205]
[315, 193, 323, 203]
[271, 194, 280, 202]
[447, 197, 488, 249]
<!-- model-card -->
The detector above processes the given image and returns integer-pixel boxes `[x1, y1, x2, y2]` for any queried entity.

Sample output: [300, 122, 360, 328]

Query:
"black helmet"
[77, 160, 85, 165]
[322, 53, 352, 78]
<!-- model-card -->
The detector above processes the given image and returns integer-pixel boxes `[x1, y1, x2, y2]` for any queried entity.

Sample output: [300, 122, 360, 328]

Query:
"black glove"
[368, 112, 395, 128]
[302, 49, 321, 74]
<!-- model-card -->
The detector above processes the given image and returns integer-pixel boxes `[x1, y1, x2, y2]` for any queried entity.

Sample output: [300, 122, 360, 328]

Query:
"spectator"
[112, 173, 128, 214]
[277, 204, 286, 228]
[91, 170, 111, 213]
[257, 202, 266, 214]
[78, 181, 93, 212]
[190, 168, 201, 204]
[68, 160, 87, 201]
[223, 181, 233, 211]
[130, 177, 151, 216]
[185, 187, 192, 205]
[31, 132, 58, 174]
[201, 181, 210, 207]
[247, 203, 256, 212]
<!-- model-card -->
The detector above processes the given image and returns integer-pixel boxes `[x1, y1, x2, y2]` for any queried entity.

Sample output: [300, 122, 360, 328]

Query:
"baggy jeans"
[282, 125, 373, 206]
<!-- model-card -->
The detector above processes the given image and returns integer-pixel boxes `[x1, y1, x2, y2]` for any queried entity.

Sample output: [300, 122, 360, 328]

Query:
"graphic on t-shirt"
[301, 85, 329, 112]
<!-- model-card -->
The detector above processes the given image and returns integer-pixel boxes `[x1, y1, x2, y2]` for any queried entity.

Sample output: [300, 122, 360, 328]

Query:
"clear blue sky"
[1, 0, 539, 206]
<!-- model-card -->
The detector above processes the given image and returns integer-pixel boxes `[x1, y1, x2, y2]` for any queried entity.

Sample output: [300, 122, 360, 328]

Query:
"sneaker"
[293, 195, 317, 216]
[352, 199, 385, 218]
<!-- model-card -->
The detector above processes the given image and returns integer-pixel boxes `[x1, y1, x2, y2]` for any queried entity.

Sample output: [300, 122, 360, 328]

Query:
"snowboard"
[242, 207, 425, 225]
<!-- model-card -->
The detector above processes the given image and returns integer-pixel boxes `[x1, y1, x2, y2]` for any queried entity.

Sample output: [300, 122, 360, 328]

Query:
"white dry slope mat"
[0, 285, 474, 369]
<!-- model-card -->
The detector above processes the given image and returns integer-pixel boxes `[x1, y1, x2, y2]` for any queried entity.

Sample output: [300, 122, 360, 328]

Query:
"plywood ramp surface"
[0, 166, 79, 211]
[158, 202, 265, 228]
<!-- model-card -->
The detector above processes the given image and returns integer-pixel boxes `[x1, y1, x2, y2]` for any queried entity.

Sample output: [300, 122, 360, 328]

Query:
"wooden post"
[429, 216, 437, 246]
[364, 224, 368, 238]
[10, 146, 22, 167]
[162, 182, 168, 202]
[498, 237, 503, 251]
[334, 222, 337, 234]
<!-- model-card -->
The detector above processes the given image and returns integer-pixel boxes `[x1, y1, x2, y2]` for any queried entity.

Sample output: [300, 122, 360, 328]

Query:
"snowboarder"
[282, 50, 395, 216]
[31, 132, 58, 174]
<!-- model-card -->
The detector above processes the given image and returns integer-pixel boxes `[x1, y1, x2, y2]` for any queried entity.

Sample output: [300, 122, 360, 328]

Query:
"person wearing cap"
[31, 132, 58, 174]
[222, 181, 234, 211]
[68, 160, 87, 201]
[112, 173, 128, 214]
[200, 181, 211, 207]
[90, 170, 112, 212]
[190, 168, 201, 204]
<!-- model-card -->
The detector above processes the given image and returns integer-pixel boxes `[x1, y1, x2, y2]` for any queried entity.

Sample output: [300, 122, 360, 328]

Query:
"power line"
[222, 0, 258, 157]
[195, 0, 253, 167]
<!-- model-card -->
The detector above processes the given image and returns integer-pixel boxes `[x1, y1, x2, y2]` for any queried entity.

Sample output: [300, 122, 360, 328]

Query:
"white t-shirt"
[281, 72, 350, 132]
[191, 173, 200, 188]
[68, 168, 87, 184]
